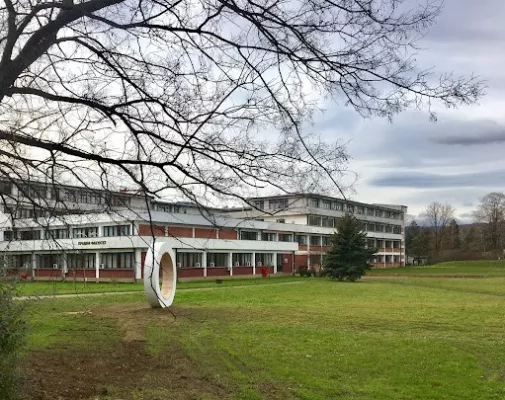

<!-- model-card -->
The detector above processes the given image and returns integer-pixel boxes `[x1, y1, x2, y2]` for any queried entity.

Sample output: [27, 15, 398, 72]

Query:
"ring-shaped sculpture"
[144, 241, 177, 308]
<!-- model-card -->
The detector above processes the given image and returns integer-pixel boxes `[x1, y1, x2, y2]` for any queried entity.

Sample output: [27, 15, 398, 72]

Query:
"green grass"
[16, 275, 298, 296]
[23, 275, 505, 400]
[369, 259, 505, 276]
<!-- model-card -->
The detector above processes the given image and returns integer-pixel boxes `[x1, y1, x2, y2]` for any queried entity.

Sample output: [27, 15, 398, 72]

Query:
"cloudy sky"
[312, 0, 505, 222]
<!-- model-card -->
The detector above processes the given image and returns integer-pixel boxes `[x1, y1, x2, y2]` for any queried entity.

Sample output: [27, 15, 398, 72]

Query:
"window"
[375, 209, 383, 218]
[376, 224, 384, 232]
[308, 198, 320, 208]
[176, 252, 203, 268]
[367, 239, 375, 248]
[36, 254, 61, 269]
[322, 236, 331, 246]
[367, 223, 375, 232]
[367, 208, 375, 216]
[322, 200, 331, 209]
[207, 253, 228, 267]
[24, 184, 46, 199]
[100, 252, 134, 269]
[20, 230, 41, 240]
[103, 225, 130, 237]
[310, 236, 321, 246]
[45, 229, 69, 239]
[308, 215, 322, 226]
[3, 254, 31, 269]
[3, 230, 15, 241]
[347, 204, 355, 213]
[279, 233, 292, 242]
[384, 211, 392, 218]
[261, 232, 276, 241]
[68, 253, 96, 269]
[240, 231, 258, 240]
[72, 227, 98, 238]
[232, 253, 253, 266]
[295, 235, 307, 245]
[385, 225, 393, 233]
[64, 189, 78, 202]
[321, 217, 335, 228]
[393, 225, 402, 234]
[268, 198, 287, 210]
[80, 191, 89, 203]
[357, 206, 364, 214]
[276, 219, 285, 223]
[254, 201, 264, 210]
[0, 181, 12, 195]
[331, 201, 342, 211]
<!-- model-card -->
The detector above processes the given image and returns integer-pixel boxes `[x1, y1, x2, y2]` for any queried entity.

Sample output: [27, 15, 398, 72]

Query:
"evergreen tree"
[450, 219, 461, 250]
[406, 220, 421, 257]
[323, 214, 376, 281]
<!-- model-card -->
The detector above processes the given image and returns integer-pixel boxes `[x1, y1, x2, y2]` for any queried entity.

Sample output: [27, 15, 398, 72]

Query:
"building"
[0, 181, 406, 281]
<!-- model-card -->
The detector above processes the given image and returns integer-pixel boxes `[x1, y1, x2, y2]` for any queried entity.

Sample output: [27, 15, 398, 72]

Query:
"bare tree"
[424, 202, 454, 255]
[0, 0, 484, 216]
[474, 192, 505, 254]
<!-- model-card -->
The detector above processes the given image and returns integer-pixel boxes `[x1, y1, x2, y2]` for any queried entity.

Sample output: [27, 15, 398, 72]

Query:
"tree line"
[406, 193, 505, 264]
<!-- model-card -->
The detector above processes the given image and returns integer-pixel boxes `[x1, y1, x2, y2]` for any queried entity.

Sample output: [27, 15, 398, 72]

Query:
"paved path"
[15, 280, 305, 301]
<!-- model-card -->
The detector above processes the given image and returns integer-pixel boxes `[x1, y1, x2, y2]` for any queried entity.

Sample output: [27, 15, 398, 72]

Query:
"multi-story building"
[0, 181, 406, 281]
[222, 194, 407, 270]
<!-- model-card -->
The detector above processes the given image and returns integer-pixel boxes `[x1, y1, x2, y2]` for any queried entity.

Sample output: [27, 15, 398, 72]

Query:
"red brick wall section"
[232, 267, 253, 275]
[35, 269, 62, 278]
[295, 255, 308, 269]
[218, 229, 237, 240]
[167, 226, 193, 238]
[206, 267, 230, 277]
[100, 269, 135, 279]
[178, 268, 204, 278]
[138, 224, 165, 236]
[298, 245, 308, 251]
[281, 253, 294, 273]
[194, 228, 218, 239]
[67, 269, 96, 279]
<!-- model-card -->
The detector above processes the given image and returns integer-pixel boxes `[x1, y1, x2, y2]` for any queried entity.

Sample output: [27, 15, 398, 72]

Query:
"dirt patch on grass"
[21, 340, 232, 400]
[21, 303, 291, 400]
[20, 304, 236, 400]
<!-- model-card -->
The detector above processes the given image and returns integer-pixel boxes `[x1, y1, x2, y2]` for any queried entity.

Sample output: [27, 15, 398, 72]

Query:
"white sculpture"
[144, 241, 177, 308]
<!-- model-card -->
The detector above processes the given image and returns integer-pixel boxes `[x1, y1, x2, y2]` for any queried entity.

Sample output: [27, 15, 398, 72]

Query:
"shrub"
[296, 265, 313, 277]
[0, 271, 26, 400]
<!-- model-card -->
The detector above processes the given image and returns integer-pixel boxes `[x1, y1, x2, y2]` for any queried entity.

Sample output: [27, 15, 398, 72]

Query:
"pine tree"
[450, 219, 461, 250]
[323, 213, 376, 281]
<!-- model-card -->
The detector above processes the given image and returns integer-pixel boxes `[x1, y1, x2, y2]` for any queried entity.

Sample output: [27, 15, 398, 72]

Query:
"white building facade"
[0, 182, 406, 281]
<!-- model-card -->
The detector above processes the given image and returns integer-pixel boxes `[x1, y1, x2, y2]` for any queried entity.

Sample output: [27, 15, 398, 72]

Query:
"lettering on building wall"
[77, 241, 107, 245]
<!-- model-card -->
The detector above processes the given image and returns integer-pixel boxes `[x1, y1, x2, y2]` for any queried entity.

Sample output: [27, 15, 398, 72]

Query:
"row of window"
[3, 224, 401, 243]
[308, 198, 402, 219]
[0, 180, 131, 206]
[3, 225, 131, 241]
[31, 252, 134, 269]
[253, 199, 288, 211]
[176, 252, 276, 268]
[307, 215, 402, 233]
[154, 204, 183, 213]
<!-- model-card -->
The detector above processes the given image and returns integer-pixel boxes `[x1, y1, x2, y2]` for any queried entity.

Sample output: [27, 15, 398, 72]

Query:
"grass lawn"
[15, 275, 299, 296]
[369, 260, 505, 276]
[20, 274, 505, 400]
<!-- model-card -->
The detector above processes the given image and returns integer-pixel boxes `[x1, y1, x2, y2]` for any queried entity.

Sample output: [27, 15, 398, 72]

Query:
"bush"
[296, 265, 314, 277]
[0, 271, 26, 400]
